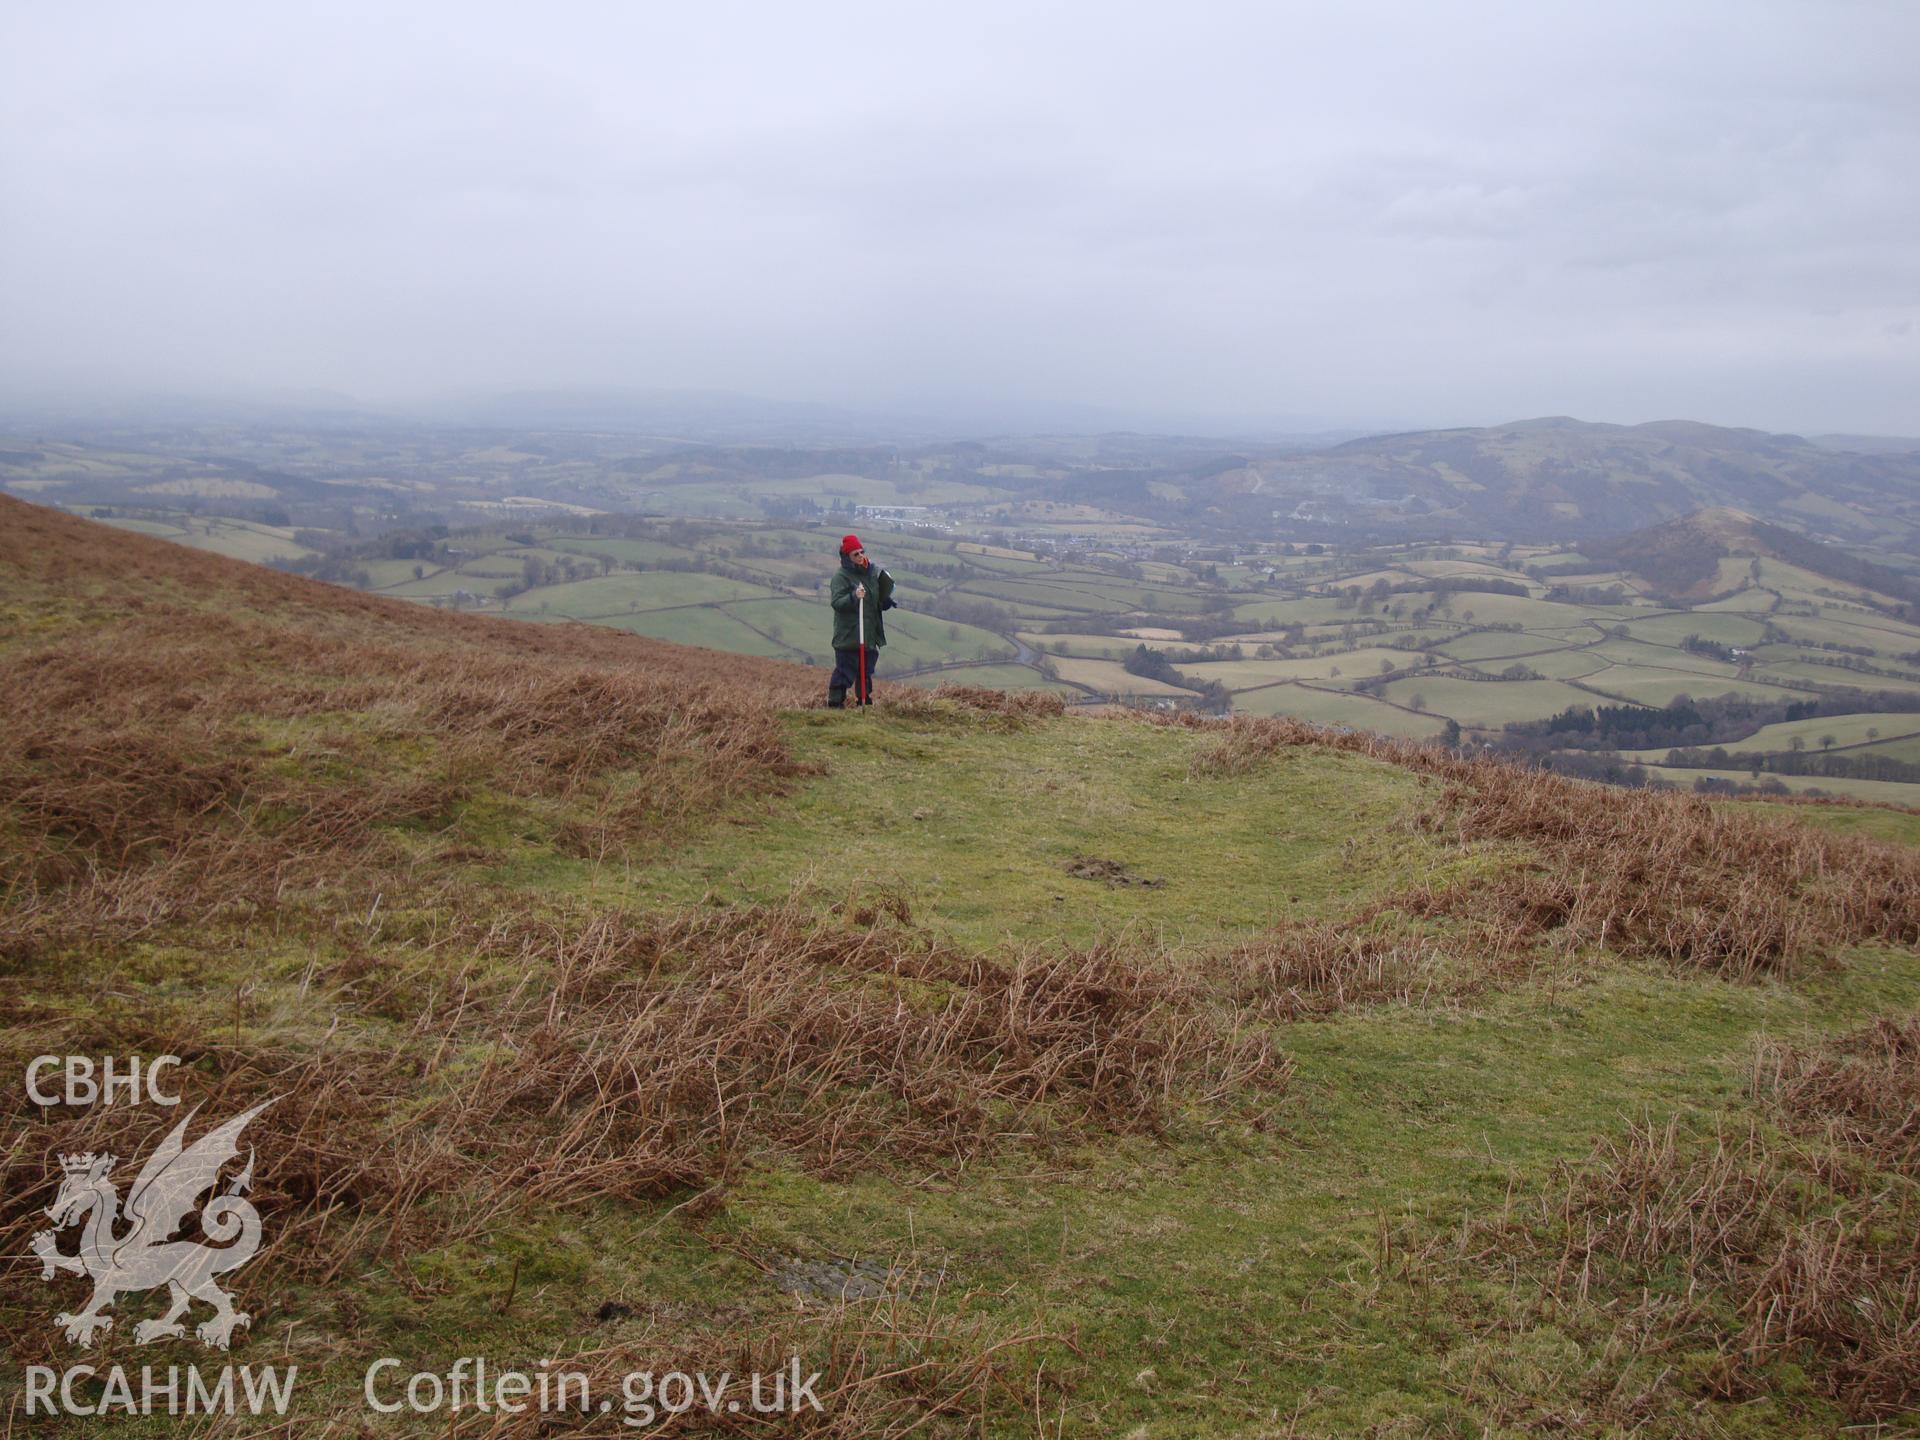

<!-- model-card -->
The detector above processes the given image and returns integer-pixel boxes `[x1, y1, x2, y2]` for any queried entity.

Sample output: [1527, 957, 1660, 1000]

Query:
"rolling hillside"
[10, 497, 1920, 1434]
[1573, 506, 1920, 607]
[1208, 416, 1920, 543]
[15, 410, 1920, 555]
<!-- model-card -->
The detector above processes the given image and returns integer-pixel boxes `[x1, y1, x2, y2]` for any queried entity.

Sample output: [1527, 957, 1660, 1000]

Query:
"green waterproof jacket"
[829, 558, 895, 650]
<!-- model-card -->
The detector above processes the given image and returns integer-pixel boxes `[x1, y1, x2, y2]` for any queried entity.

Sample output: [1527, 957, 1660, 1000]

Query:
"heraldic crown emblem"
[31, 1099, 276, 1349]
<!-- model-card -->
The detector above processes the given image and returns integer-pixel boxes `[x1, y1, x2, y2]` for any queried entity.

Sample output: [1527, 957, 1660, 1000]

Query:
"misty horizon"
[4, 2, 1916, 437]
[6, 382, 1916, 454]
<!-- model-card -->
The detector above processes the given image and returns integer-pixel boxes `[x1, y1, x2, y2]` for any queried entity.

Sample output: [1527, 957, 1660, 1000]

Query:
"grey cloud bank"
[2, 0, 1915, 435]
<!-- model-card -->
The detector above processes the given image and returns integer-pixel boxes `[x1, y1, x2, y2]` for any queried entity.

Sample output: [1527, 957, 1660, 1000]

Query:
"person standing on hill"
[827, 534, 894, 707]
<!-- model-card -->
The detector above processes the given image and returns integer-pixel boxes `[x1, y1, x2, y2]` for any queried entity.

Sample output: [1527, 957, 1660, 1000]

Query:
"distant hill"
[1809, 433, 1920, 456]
[13, 406, 1920, 557]
[1580, 506, 1920, 605]
[1201, 416, 1920, 543]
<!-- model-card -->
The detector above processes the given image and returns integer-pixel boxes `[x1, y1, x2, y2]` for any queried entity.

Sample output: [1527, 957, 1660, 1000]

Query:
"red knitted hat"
[840, 534, 864, 555]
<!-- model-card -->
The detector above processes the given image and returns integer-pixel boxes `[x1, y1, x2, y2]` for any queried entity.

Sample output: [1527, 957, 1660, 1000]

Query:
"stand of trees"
[1123, 645, 1231, 706]
[1681, 634, 1739, 663]
[1122, 645, 1186, 686]
[1503, 692, 1920, 754]
[1656, 747, 1920, 784]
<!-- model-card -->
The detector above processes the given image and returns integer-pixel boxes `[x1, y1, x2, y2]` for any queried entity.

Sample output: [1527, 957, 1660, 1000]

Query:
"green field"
[871, 611, 1017, 668]
[505, 571, 780, 616]
[1859, 734, 1920, 764]
[545, 535, 698, 566]
[1380, 674, 1603, 726]
[1750, 556, 1907, 606]
[897, 662, 1075, 693]
[1229, 596, 1356, 626]
[1437, 629, 1573, 661]
[1697, 586, 1781, 612]
[458, 546, 575, 577]
[1016, 630, 1141, 660]
[1754, 660, 1920, 694]
[1649, 765, 1920, 805]
[1181, 646, 1422, 690]
[709, 596, 829, 651]
[1767, 611, 1920, 653]
[1466, 647, 1609, 680]
[1587, 636, 1738, 674]
[963, 575, 1212, 615]
[1623, 710, 1920, 760]
[1390, 591, 1613, 629]
[91, 511, 317, 563]
[583, 605, 798, 656]
[1231, 681, 1452, 737]
[383, 568, 509, 599]
[1580, 669, 1810, 708]
[1624, 610, 1772, 647]
[1049, 654, 1197, 697]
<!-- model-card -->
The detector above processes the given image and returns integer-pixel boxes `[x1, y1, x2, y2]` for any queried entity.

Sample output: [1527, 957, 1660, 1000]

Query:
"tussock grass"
[461, 1270, 1071, 1439]
[1182, 713, 1920, 979]
[1759, 1013, 1920, 1175]
[1213, 912, 1534, 1021]
[1456, 1015, 1920, 1426]
[879, 683, 1066, 729]
[1, 902, 1288, 1360]
[0, 505, 816, 958]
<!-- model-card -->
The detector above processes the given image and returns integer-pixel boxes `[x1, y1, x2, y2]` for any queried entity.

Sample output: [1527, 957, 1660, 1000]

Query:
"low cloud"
[1, 0, 1915, 433]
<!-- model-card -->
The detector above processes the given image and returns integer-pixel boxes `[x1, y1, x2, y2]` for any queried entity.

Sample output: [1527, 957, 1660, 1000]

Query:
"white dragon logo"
[30, 1099, 275, 1349]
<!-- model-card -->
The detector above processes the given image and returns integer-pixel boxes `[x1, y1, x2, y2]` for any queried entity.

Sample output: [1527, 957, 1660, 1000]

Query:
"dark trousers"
[828, 646, 877, 705]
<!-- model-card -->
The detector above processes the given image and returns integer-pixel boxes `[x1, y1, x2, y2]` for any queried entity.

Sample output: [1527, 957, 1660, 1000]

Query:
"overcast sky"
[2, 1, 1916, 435]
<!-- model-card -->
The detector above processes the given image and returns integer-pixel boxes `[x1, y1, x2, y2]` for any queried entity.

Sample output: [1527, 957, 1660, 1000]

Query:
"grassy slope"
[577, 713, 1491, 949]
[8, 498, 1920, 1435]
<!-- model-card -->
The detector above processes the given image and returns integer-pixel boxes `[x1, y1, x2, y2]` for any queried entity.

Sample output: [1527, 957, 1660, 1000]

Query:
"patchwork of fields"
[981, 544, 1920, 808]
[61, 501, 1920, 808]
